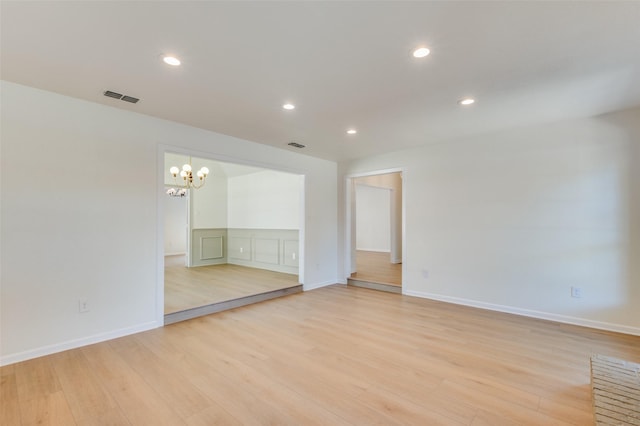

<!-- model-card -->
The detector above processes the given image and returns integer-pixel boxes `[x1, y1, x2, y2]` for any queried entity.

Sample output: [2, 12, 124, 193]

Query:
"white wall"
[355, 184, 391, 252]
[0, 81, 338, 365]
[227, 170, 301, 229]
[189, 158, 228, 230]
[354, 172, 402, 262]
[340, 107, 640, 334]
[163, 191, 188, 255]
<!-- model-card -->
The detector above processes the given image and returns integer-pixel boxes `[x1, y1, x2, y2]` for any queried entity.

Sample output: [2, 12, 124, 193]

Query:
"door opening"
[346, 171, 403, 293]
[160, 150, 305, 323]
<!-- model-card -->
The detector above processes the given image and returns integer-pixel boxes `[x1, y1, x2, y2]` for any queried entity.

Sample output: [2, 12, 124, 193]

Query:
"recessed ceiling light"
[412, 47, 430, 58]
[163, 56, 181, 66]
[458, 98, 475, 106]
[347, 129, 357, 135]
[283, 103, 295, 110]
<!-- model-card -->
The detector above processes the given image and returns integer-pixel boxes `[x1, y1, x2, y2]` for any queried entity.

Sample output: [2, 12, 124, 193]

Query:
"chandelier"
[166, 162, 209, 197]
[166, 187, 187, 197]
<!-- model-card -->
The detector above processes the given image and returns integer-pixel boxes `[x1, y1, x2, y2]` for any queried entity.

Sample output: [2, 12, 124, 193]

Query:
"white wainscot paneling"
[227, 229, 299, 275]
[191, 229, 227, 266]
[254, 238, 280, 265]
[201, 236, 223, 260]
[229, 237, 252, 261]
[283, 239, 299, 267]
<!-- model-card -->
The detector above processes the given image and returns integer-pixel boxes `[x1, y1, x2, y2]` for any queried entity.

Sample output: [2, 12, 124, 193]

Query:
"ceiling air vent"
[287, 142, 305, 149]
[121, 95, 139, 104]
[103, 90, 123, 100]
[104, 90, 140, 104]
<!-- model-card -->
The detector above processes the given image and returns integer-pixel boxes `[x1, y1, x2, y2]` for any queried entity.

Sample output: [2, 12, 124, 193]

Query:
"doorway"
[346, 171, 403, 293]
[161, 151, 305, 323]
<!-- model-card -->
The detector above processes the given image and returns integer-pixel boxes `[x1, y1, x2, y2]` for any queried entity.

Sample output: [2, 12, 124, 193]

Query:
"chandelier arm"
[192, 179, 206, 189]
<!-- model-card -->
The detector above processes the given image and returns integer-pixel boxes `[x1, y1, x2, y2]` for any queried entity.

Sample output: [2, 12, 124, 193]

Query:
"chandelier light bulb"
[168, 159, 209, 192]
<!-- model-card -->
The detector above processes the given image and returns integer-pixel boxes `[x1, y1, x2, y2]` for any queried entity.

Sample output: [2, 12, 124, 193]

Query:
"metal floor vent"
[288, 142, 305, 149]
[104, 90, 140, 104]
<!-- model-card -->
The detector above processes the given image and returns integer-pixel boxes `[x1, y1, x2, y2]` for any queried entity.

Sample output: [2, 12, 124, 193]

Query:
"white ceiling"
[2, 1, 640, 162]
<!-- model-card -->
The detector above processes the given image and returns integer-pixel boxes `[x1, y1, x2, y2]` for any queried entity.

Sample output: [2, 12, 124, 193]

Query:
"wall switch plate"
[79, 297, 89, 313]
[571, 287, 583, 298]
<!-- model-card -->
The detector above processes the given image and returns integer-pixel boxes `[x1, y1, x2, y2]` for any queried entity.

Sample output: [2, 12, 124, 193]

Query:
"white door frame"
[344, 168, 405, 287]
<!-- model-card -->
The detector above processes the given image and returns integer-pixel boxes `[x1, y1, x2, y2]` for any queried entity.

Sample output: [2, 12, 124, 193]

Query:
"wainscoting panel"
[227, 229, 299, 275]
[283, 239, 299, 267]
[229, 237, 251, 261]
[191, 229, 227, 266]
[254, 238, 280, 265]
[201, 236, 223, 260]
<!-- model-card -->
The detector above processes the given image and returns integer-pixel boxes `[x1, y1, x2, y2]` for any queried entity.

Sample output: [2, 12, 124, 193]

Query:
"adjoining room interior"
[348, 172, 403, 292]
[163, 152, 303, 322]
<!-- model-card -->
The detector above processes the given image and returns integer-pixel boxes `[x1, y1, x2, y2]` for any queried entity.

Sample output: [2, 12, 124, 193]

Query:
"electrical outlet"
[79, 297, 89, 313]
[422, 269, 429, 279]
[571, 287, 583, 298]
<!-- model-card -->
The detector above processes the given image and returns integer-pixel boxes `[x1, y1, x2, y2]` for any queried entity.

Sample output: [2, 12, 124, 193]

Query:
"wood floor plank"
[49, 350, 127, 424]
[3, 285, 640, 425]
[18, 391, 77, 426]
[80, 343, 186, 426]
[13, 357, 61, 402]
[350, 250, 402, 285]
[0, 370, 22, 425]
[107, 337, 213, 420]
[164, 256, 299, 314]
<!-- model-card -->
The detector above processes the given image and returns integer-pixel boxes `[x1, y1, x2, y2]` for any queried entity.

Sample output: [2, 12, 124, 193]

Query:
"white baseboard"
[0, 320, 160, 366]
[403, 289, 640, 337]
[304, 279, 339, 291]
[164, 252, 186, 257]
[357, 248, 391, 253]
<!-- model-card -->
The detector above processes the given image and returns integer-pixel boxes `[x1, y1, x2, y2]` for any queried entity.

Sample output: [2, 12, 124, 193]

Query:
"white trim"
[344, 167, 404, 179]
[356, 248, 391, 253]
[0, 321, 160, 366]
[403, 289, 640, 337]
[303, 280, 338, 291]
[164, 252, 186, 257]
[156, 148, 166, 326]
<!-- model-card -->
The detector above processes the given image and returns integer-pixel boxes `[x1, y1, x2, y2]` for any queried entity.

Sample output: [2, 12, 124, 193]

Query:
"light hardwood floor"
[3, 285, 639, 425]
[351, 250, 402, 286]
[165, 255, 300, 314]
